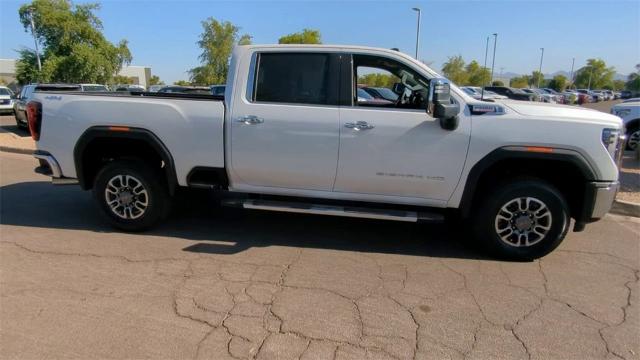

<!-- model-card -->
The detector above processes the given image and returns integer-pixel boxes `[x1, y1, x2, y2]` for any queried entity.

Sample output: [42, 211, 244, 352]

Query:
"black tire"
[93, 160, 171, 232]
[625, 121, 639, 151]
[473, 179, 570, 261]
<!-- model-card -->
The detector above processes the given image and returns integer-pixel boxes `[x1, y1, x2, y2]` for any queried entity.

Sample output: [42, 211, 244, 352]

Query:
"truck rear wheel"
[473, 180, 570, 260]
[93, 160, 171, 231]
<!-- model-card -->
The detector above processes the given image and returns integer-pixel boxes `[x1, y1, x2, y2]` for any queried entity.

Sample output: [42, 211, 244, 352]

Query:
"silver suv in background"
[0, 86, 15, 114]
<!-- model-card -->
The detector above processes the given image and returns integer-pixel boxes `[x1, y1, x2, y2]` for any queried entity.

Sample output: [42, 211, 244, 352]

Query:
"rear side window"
[254, 53, 331, 105]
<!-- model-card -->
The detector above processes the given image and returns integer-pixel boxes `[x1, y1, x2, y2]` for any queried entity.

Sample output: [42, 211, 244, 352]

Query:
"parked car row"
[473, 85, 624, 105]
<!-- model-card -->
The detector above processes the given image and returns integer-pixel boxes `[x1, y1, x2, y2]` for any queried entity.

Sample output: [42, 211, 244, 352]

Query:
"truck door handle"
[236, 115, 264, 125]
[345, 121, 374, 131]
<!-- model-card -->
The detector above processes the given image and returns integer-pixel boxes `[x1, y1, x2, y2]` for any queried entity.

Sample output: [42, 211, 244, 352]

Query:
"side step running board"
[224, 199, 444, 223]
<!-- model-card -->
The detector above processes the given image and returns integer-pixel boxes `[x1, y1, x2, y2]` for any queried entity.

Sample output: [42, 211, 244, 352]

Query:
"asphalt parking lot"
[1, 145, 639, 359]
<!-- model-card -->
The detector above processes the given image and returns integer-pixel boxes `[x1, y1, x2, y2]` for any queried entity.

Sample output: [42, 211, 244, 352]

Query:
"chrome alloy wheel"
[105, 175, 149, 220]
[494, 197, 552, 247]
[628, 130, 639, 150]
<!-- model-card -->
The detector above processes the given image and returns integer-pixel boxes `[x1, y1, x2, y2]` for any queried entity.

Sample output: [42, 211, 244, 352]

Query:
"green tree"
[112, 75, 134, 84]
[14, 48, 41, 84]
[547, 74, 568, 92]
[510, 75, 530, 88]
[238, 34, 252, 46]
[357, 73, 399, 88]
[574, 58, 615, 89]
[612, 79, 626, 91]
[626, 64, 640, 92]
[278, 29, 322, 44]
[173, 80, 191, 86]
[148, 75, 164, 86]
[188, 18, 250, 85]
[465, 60, 490, 86]
[529, 71, 546, 88]
[441, 55, 468, 85]
[16, 0, 131, 85]
[492, 80, 504, 86]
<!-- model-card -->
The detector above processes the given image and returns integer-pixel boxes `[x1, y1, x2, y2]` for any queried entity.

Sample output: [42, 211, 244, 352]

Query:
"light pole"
[569, 57, 575, 89]
[490, 33, 498, 84]
[412, 8, 421, 59]
[537, 47, 544, 88]
[481, 36, 490, 99]
[28, 8, 42, 72]
[483, 36, 490, 70]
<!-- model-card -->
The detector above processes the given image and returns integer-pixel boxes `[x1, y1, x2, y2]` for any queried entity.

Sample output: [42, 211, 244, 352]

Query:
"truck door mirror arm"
[428, 78, 460, 131]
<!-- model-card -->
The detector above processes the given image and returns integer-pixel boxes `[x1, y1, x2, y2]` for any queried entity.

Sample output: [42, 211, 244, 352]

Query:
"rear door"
[229, 52, 341, 191]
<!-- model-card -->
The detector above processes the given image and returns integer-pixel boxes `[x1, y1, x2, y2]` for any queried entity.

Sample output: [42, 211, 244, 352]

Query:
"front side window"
[353, 54, 430, 110]
[254, 53, 331, 105]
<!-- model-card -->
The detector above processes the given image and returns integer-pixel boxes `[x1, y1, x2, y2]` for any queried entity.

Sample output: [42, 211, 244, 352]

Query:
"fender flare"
[457, 147, 597, 218]
[73, 126, 178, 194]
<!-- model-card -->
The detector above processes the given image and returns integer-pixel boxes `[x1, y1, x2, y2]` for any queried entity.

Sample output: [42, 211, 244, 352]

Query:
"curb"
[611, 200, 640, 218]
[0, 146, 34, 155]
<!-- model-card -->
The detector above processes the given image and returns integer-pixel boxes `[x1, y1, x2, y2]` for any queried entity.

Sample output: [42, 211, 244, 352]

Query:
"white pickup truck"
[27, 45, 624, 260]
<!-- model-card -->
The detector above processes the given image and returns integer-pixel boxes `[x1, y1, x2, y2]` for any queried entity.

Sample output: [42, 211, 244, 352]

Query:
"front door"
[334, 54, 470, 204]
[229, 52, 341, 191]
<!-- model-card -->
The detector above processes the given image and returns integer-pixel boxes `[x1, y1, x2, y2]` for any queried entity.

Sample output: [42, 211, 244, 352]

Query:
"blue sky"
[1, 0, 639, 84]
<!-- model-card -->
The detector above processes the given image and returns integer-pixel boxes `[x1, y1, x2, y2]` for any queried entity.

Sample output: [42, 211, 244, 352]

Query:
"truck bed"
[33, 91, 226, 186]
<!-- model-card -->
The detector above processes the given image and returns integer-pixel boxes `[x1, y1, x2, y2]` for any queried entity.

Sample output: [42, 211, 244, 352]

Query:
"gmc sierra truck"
[27, 45, 624, 260]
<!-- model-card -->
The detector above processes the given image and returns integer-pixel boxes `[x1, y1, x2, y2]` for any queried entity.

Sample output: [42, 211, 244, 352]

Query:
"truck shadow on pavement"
[0, 181, 483, 260]
[0, 123, 30, 138]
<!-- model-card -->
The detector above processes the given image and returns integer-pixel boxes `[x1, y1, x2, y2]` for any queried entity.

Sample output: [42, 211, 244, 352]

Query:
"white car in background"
[80, 84, 108, 92]
[611, 100, 640, 150]
[531, 89, 556, 103]
[622, 97, 640, 103]
[460, 86, 507, 101]
[0, 86, 15, 114]
[148, 85, 166, 93]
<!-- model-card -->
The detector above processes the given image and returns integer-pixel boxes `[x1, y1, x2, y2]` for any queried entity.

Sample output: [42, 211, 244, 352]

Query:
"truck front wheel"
[93, 160, 171, 231]
[473, 180, 570, 260]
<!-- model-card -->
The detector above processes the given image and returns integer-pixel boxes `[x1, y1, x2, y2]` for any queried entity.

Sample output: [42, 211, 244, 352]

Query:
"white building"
[118, 65, 152, 88]
[0, 59, 18, 89]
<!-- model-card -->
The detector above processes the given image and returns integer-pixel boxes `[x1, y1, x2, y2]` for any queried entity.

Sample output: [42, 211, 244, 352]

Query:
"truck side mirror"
[428, 78, 460, 130]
